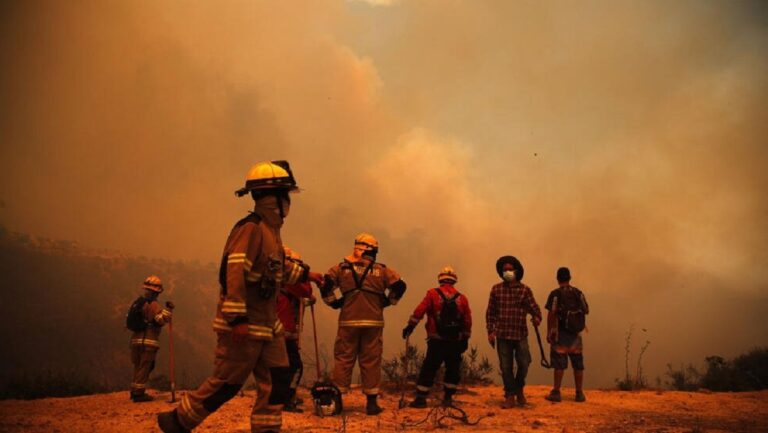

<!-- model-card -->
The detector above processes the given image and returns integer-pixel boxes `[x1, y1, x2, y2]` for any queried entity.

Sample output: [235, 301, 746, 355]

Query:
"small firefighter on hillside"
[320, 233, 407, 415]
[126, 275, 173, 402]
[158, 161, 322, 433]
[269, 246, 316, 413]
[402, 266, 472, 408]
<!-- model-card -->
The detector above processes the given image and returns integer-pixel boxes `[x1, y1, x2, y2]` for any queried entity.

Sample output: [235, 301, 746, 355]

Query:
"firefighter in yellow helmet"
[158, 161, 322, 433]
[127, 275, 173, 402]
[320, 233, 407, 415]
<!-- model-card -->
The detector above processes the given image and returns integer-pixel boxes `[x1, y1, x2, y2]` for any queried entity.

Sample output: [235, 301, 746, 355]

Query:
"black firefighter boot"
[408, 390, 428, 408]
[131, 392, 154, 403]
[366, 394, 383, 415]
[442, 388, 456, 407]
[157, 409, 190, 433]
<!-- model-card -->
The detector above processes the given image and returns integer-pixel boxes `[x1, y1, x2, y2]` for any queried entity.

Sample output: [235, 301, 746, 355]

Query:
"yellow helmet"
[283, 246, 302, 262]
[437, 266, 458, 284]
[235, 160, 299, 197]
[143, 275, 163, 293]
[354, 233, 378, 249]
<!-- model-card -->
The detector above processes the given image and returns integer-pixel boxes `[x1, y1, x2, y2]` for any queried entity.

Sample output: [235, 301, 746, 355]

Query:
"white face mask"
[502, 270, 516, 282]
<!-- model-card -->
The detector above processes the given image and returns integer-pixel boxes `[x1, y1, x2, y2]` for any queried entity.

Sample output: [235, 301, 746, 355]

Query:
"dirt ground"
[1, 385, 766, 433]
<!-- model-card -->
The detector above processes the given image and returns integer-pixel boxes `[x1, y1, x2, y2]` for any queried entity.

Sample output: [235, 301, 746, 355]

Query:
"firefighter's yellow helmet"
[354, 233, 378, 250]
[437, 266, 458, 284]
[235, 160, 299, 197]
[283, 246, 302, 261]
[143, 275, 163, 293]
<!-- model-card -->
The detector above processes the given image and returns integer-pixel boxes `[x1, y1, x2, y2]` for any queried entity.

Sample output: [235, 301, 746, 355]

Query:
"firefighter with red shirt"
[402, 266, 472, 408]
[269, 246, 315, 413]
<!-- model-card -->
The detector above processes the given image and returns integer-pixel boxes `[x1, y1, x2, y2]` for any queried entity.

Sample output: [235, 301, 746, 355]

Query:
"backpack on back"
[557, 288, 586, 333]
[435, 288, 463, 340]
[126, 296, 149, 332]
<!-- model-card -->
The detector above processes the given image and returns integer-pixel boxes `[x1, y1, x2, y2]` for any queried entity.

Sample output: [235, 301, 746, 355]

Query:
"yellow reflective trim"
[416, 385, 430, 392]
[363, 388, 380, 395]
[338, 320, 384, 327]
[246, 271, 262, 282]
[227, 258, 245, 264]
[131, 338, 159, 347]
[181, 394, 205, 423]
[212, 319, 275, 338]
[131, 383, 146, 388]
[243, 258, 253, 270]
[228, 253, 246, 259]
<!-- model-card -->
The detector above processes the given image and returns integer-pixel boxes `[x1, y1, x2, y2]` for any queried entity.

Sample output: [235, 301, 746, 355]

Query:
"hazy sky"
[1, 0, 766, 387]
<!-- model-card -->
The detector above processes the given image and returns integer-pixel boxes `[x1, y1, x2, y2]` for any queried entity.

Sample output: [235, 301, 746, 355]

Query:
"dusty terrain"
[1, 385, 766, 433]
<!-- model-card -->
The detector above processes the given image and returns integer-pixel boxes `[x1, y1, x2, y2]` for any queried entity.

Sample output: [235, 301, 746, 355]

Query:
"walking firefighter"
[269, 246, 316, 413]
[319, 233, 407, 415]
[158, 160, 323, 433]
[402, 266, 472, 408]
[127, 275, 173, 402]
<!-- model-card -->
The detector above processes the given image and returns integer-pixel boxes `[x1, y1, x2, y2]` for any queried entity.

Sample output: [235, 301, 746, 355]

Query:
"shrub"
[665, 363, 701, 391]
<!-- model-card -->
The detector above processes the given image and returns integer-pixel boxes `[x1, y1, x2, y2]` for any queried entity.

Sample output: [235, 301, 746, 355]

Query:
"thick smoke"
[1, 0, 766, 386]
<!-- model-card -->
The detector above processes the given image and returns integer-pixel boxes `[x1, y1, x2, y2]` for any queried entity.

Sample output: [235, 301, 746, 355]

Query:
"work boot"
[442, 388, 456, 407]
[501, 395, 516, 409]
[366, 394, 383, 415]
[515, 390, 527, 407]
[575, 390, 586, 402]
[157, 409, 190, 433]
[545, 389, 562, 402]
[283, 399, 303, 413]
[408, 395, 428, 408]
[131, 393, 154, 403]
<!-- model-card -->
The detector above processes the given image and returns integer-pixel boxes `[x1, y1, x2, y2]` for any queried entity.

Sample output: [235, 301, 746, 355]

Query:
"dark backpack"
[556, 288, 586, 333]
[126, 296, 149, 332]
[435, 289, 463, 340]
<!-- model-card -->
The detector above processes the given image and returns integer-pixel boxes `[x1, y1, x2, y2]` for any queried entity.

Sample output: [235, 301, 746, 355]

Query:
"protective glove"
[165, 301, 175, 310]
[303, 296, 316, 307]
[402, 324, 415, 340]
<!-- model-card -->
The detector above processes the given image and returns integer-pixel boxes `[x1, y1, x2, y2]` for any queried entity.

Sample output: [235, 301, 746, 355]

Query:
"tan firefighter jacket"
[212, 212, 309, 340]
[130, 300, 172, 348]
[322, 257, 405, 328]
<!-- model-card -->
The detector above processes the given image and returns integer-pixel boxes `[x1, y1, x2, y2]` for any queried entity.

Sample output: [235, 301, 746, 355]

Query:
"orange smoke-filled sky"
[1, 0, 767, 386]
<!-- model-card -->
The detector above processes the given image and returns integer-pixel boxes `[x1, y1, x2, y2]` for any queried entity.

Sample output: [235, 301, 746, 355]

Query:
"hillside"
[0, 385, 766, 433]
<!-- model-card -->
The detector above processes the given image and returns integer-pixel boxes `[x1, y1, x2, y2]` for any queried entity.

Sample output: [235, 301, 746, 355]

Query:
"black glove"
[459, 339, 469, 353]
[402, 324, 415, 339]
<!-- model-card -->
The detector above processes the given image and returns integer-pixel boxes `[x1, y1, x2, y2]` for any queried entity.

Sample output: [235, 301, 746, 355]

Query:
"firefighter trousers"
[332, 326, 382, 395]
[416, 339, 462, 395]
[176, 333, 289, 433]
[269, 338, 303, 404]
[130, 345, 157, 396]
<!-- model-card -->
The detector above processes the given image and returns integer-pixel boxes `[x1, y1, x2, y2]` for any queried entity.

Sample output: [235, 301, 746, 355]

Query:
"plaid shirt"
[486, 282, 542, 340]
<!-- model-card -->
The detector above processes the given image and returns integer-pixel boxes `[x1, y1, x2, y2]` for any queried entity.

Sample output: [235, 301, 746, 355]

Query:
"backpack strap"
[435, 287, 460, 302]
[340, 261, 382, 298]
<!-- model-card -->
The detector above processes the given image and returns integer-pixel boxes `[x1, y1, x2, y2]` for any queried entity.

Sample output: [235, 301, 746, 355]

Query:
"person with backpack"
[319, 233, 407, 415]
[269, 246, 316, 413]
[157, 161, 323, 433]
[545, 267, 589, 403]
[127, 275, 173, 402]
[486, 255, 542, 409]
[402, 266, 472, 408]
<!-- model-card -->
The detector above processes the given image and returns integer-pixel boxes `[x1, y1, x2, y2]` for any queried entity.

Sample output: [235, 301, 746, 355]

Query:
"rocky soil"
[1, 385, 766, 433]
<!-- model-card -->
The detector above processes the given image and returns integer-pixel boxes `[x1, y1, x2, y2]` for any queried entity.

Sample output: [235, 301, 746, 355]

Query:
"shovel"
[165, 301, 177, 403]
[533, 324, 552, 369]
[398, 336, 410, 409]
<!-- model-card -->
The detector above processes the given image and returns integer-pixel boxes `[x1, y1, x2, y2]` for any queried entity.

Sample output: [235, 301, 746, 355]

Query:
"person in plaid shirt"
[486, 255, 542, 408]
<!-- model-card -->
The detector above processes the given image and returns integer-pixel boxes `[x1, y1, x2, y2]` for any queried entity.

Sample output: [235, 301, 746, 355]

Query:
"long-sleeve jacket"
[407, 284, 472, 340]
[485, 281, 542, 341]
[212, 212, 309, 340]
[277, 279, 313, 340]
[130, 299, 171, 348]
[321, 257, 405, 328]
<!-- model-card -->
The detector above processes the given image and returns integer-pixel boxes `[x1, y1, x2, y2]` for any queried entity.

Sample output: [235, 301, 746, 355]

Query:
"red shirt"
[485, 281, 542, 341]
[408, 284, 472, 340]
[277, 281, 313, 340]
